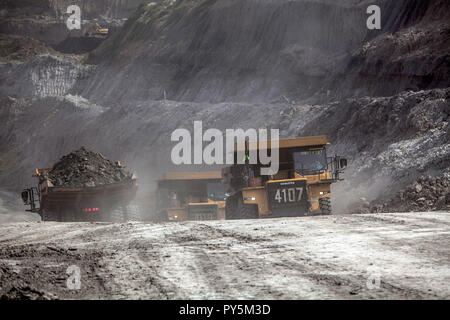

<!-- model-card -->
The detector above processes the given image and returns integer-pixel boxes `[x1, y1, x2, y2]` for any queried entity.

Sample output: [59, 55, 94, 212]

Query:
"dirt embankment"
[0, 34, 58, 62]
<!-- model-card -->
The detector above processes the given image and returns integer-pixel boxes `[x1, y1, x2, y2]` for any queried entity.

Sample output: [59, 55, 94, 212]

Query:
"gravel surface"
[0, 212, 449, 299]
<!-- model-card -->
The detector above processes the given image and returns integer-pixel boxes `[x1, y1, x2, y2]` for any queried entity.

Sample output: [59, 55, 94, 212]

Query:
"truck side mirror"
[21, 190, 29, 204]
[339, 158, 348, 168]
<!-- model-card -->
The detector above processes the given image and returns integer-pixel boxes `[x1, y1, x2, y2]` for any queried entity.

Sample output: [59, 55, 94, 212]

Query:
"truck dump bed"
[22, 147, 139, 222]
[37, 174, 138, 221]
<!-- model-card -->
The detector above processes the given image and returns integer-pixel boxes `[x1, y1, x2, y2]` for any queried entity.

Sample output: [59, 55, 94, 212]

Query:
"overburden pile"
[373, 175, 450, 213]
[46, 147, 132, 188]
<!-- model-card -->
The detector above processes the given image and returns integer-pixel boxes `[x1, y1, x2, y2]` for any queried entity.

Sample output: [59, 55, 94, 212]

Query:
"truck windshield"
[207, 182, 226, 201]
[293, 149, 327, 175]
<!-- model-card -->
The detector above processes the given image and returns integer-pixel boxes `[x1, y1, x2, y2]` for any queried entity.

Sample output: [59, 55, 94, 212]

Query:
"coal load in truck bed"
[46, 147, 132, 188]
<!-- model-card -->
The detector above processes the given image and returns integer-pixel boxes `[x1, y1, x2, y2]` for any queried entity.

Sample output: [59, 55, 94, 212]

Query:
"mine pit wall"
[84, 0, 449, 105]
[0, 0, 147, 48]
[84, 0, 370, 104]
[325, 0, 450, 100]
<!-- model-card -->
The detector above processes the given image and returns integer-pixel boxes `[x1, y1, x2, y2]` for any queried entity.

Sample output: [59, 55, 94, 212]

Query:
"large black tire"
[41, 209, 58, 222]
[225, 193, 238, 219]
[59, 209, 78, 222]
[319, 197, 332, 215]
[226, 193, 258, 220]
[125, 204, 141, 221]
[109, 206, 126, 222]
[157, 210, 169, 222]
[236, 196, 258, 219]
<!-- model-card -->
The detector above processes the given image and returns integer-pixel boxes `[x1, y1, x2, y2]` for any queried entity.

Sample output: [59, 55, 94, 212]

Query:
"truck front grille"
[188, 204, 218, 221]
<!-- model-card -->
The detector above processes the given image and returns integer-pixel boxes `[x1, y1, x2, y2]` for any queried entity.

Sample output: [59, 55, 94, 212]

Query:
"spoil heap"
[372, 175, 450, 213]
[46, 147, 132, 188]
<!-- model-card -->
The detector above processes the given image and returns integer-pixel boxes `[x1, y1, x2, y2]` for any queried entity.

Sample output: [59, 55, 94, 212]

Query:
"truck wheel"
[110, 207, 125, 222]
[41, 209, 58, 222]
[157, 210, 169, 222]
[225, 193, 238, 219]
[62, 210, 76, 222]
[319, 197, 332, 215]
[236, 196, 258, 219]
[125, 204, 141, 221]
[226, 193, 258, 220]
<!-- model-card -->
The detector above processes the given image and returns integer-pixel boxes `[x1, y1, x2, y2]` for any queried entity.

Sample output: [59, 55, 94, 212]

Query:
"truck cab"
[156, 171, 226, 221]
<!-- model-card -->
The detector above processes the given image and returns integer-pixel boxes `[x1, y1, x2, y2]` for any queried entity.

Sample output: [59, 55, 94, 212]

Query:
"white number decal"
[281, 189, 287, 202]
[288, 188, 295, 202]
[275, 189, 282, 203]
[296, 187, 303, 201]
[275, 187, 303, 203]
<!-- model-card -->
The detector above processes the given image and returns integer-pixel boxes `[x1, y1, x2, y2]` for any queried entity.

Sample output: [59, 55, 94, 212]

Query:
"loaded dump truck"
[21, 147, 138, 222]
[222, 135, 347, 219]
[156, 171, 226, 221]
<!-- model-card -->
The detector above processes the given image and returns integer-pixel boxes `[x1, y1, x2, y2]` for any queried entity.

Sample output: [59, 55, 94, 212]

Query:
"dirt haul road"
[0, 212, 449, 299]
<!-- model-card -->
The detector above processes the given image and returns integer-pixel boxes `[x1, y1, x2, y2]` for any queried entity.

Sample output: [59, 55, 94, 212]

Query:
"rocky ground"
[0, 190, 39, 224]
[0, 212, 449, 299]
[0, 0, 449, 301]
[0, 34, 58, 62]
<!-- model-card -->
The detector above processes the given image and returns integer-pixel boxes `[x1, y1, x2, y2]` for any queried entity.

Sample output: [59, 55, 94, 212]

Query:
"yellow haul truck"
[156, 171, 226, 221]
[222, 135, 347, 219]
